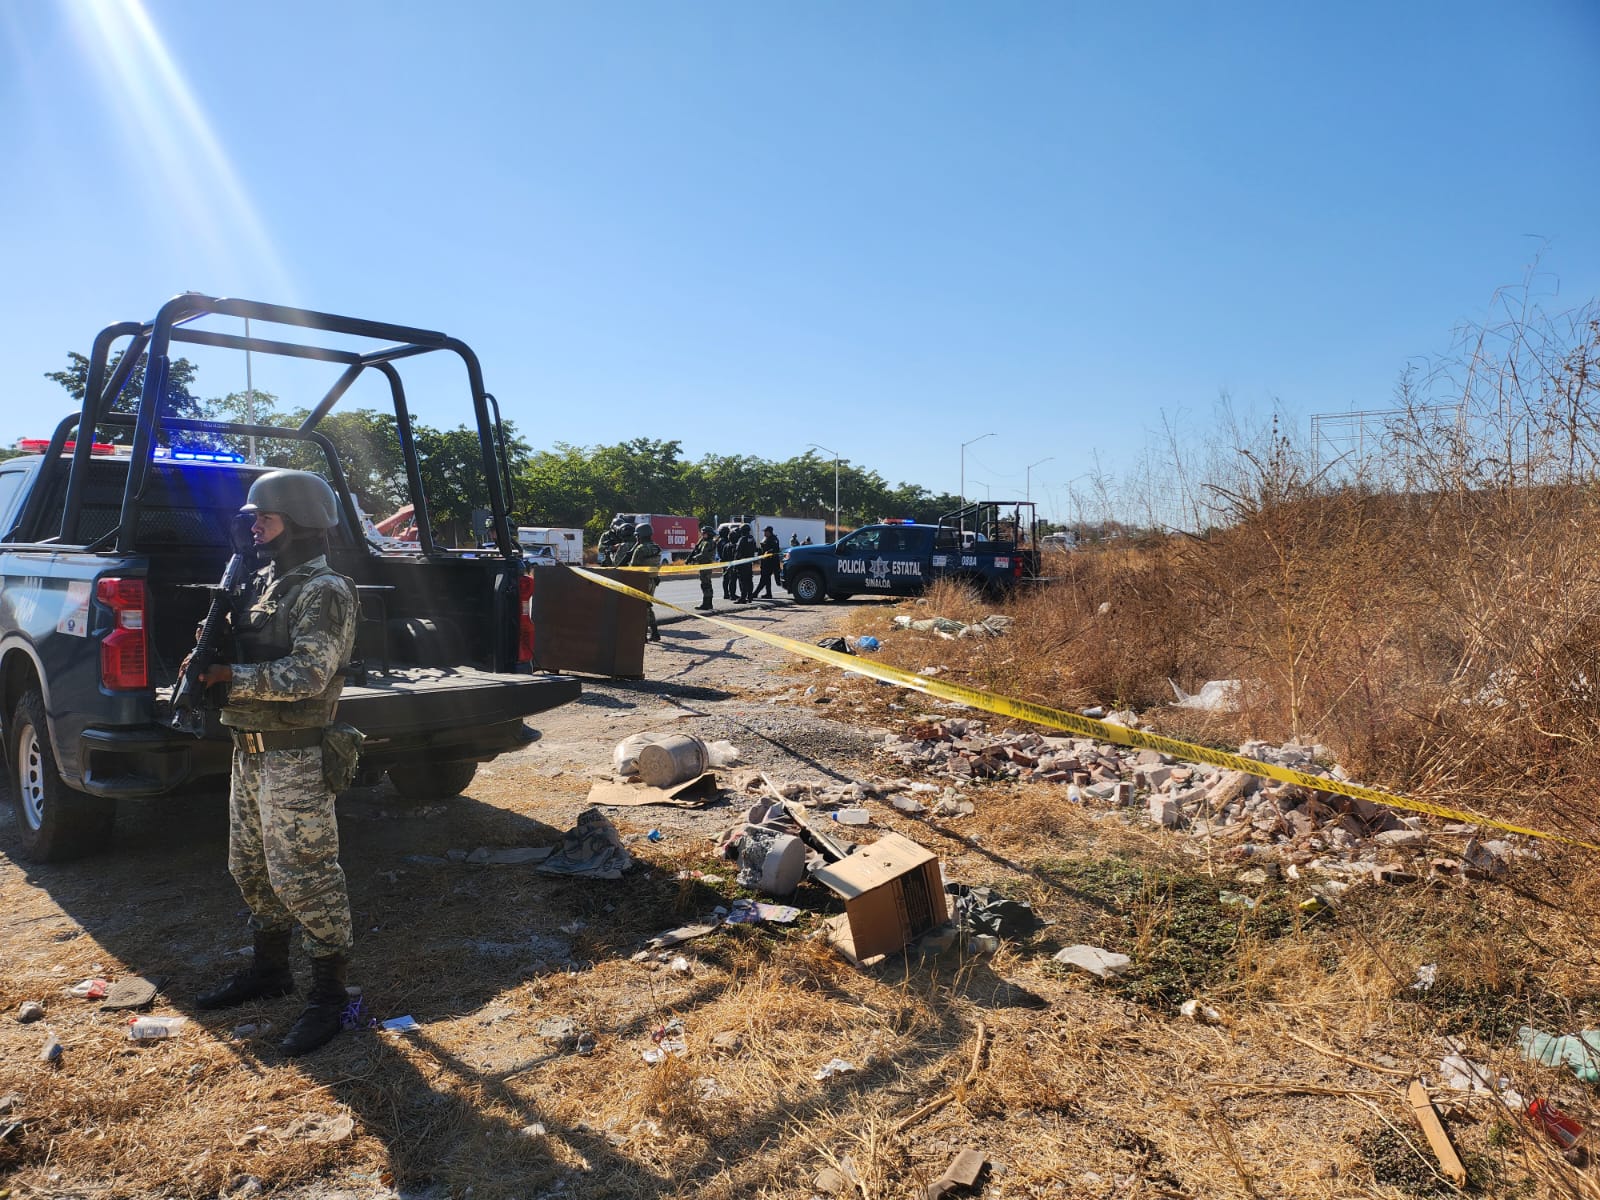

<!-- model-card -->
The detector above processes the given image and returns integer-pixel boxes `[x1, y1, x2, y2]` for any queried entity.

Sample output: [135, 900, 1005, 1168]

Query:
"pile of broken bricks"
[874, 718, 1526, 880]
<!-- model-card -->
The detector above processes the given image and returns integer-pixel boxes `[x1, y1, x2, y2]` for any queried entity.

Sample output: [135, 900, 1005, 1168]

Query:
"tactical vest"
[221, 557, 357, 732]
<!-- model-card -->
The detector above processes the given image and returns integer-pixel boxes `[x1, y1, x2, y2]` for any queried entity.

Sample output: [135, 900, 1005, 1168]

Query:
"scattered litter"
[127, 1015, 185, 1040]
[520, 1123, 547, 1138]
[1180, 999, 1222, 1024]
[669, 956, 691, 974]
[380, 1015, 420, 1033]
[1053, 945, 1133, 979]
[1529, 1099, 1585, 1150]
[830, 807, 871, 825]
[705, 740, 743, 767]
[1412, 963, 1438, 991]
[890, 795, 928, 814]
[737, 828, 806, 896]
[647, 829, 664, 842]
[711, 1030, 743, 1053]
[68, 978, 109, 1000]
[814, 832, 949, 965]
[16, 1001, 44, 1024]
[642, 1021, 687, 1063]
[948, 884, 1042, 940]
[813, 1057, 857, 1081]
[933, 796, 976, 818]
[39, 1034, 62, 1065]
[100, 975, 159, 1011]
[0, 1093, 22, 1115]
[613, 731, 679, 777]
[1169, 678, 1242, 711]
[856, 635, 880, 652]
[464, 846, 553, 866]
[816, 636, 854, 655]
[232, 1021, 272, 1039]
[674, 870, 724, 884]
[537, 808, 633, 879]
[1517, 1025, 1600, 1083]
[1438, 1052, 1522, 1107]
[645, 923, 717, 951]
[727, 899, 800, 924]
[1217, 891, 1258, 909]
[586, 772, 719, 809]
[923, 1147, 987, 1199]
[576, 1031, 596, 1055]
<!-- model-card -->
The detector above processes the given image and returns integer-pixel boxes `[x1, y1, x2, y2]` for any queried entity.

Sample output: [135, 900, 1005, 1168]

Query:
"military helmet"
[635, 523, 653, 540]
[240, 470, 340, 529]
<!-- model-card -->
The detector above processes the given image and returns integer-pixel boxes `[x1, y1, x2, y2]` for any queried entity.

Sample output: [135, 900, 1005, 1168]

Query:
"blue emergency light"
[153, 446, 247, 463]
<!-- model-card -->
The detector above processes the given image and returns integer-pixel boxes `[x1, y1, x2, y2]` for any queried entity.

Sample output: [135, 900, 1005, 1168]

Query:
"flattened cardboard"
[586, 772, 718, 808]
[813, 831, 947, 965]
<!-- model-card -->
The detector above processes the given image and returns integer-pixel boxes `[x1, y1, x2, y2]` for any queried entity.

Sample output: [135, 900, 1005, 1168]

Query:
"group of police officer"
[597, 516, 782, 611]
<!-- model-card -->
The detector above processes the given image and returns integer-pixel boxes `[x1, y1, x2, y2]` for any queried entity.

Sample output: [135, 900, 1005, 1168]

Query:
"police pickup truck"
[0, 295, 580, 861]
[780, 503, 1042, 603]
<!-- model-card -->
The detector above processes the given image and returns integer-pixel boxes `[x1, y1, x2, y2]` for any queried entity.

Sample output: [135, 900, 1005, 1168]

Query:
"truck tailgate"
[337, 668, 580, 738]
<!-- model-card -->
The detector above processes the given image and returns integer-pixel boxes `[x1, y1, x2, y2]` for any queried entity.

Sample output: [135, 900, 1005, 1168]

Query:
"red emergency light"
[17, 438, 117, 455]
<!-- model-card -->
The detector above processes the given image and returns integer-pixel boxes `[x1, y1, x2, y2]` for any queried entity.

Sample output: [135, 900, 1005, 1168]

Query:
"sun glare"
[64, 0, 294, 301]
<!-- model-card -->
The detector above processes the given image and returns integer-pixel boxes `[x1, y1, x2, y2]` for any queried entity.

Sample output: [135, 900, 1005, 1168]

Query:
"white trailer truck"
[517, 526, 585, 564]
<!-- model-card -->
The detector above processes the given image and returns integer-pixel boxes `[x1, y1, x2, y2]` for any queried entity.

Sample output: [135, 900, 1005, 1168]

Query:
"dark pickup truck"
[780, 502, 1043, 603]
[1, 295, 580, 861]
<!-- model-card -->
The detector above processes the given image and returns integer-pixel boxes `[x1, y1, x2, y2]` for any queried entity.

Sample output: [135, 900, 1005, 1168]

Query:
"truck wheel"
[8, 689, 115, 862]
[389, 760, 478, 800]
[792, 571, 825, 604]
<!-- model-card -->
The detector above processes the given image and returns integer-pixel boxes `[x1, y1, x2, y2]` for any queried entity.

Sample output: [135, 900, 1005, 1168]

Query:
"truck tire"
[389, 760, 478, 800]
[8, 689, 115, 862]
[791, 571, 825, 604]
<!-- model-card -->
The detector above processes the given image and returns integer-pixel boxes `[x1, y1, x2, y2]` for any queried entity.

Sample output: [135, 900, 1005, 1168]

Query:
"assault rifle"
[168, 548, 252, 737]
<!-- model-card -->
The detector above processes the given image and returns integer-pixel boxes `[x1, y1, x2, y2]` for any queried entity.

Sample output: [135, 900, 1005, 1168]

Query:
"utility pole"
[808, 442, 841, 539]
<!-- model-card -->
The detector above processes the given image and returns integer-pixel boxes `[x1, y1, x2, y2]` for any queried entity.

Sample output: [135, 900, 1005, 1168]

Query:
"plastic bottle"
[128, 1015, 186, 1041]
[831, 808, 871, 825]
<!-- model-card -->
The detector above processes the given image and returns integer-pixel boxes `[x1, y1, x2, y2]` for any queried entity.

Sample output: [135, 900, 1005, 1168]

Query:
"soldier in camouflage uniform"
[596, 522, 618, 566]
[193, 470, 360, 1058]
[612, 519, 637, 567]
[627, 522, 663, 642]
[686, 524, 717, 611]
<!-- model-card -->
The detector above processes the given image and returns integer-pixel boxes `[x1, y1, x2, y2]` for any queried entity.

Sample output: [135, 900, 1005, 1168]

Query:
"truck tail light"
[98, 577, 148, 690]
[517, 573, 536, 663]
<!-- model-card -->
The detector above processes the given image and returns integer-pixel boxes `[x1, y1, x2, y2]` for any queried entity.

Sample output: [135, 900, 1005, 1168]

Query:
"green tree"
[46, 350, 203, 442]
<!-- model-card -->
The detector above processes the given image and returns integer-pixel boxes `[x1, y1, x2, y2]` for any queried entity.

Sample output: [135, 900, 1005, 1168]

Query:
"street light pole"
[1025, 456, 1054, 506]
[807, 442, 841, 540]
[960, 432, 995, 527]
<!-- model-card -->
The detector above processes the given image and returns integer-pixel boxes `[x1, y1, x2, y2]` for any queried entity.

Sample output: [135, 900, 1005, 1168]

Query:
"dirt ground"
[2, 594, 1598, 1200]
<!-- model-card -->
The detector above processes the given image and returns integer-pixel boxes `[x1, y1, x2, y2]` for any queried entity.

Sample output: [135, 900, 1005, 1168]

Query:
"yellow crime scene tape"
[570, 566, 1600, 852]
[652, 552, 772, 577]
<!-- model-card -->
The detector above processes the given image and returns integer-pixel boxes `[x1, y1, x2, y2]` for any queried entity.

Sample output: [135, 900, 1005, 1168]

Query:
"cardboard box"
[812, 832, 947, 965]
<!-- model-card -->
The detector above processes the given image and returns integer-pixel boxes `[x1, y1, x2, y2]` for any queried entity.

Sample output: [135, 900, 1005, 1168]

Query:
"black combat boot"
[278, 953, 349, 1057]
[196, 928, 295, 1009]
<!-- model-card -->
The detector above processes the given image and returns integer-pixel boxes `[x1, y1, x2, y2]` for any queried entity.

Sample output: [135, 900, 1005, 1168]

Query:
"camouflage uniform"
[687, 529, 717, 610]
[221, 556, 359, 957]
[627, 532, 663, 641]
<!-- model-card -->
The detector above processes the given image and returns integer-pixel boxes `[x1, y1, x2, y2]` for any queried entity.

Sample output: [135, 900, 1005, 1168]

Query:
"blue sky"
[2, 0, 1597, 524]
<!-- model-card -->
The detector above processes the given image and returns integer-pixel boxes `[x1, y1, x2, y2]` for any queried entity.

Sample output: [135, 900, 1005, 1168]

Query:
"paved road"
[652, 575, 789, 620]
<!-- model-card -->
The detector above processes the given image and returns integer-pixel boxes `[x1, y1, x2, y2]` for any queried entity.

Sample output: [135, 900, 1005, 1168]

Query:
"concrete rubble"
[871, 718, 1528, 879]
